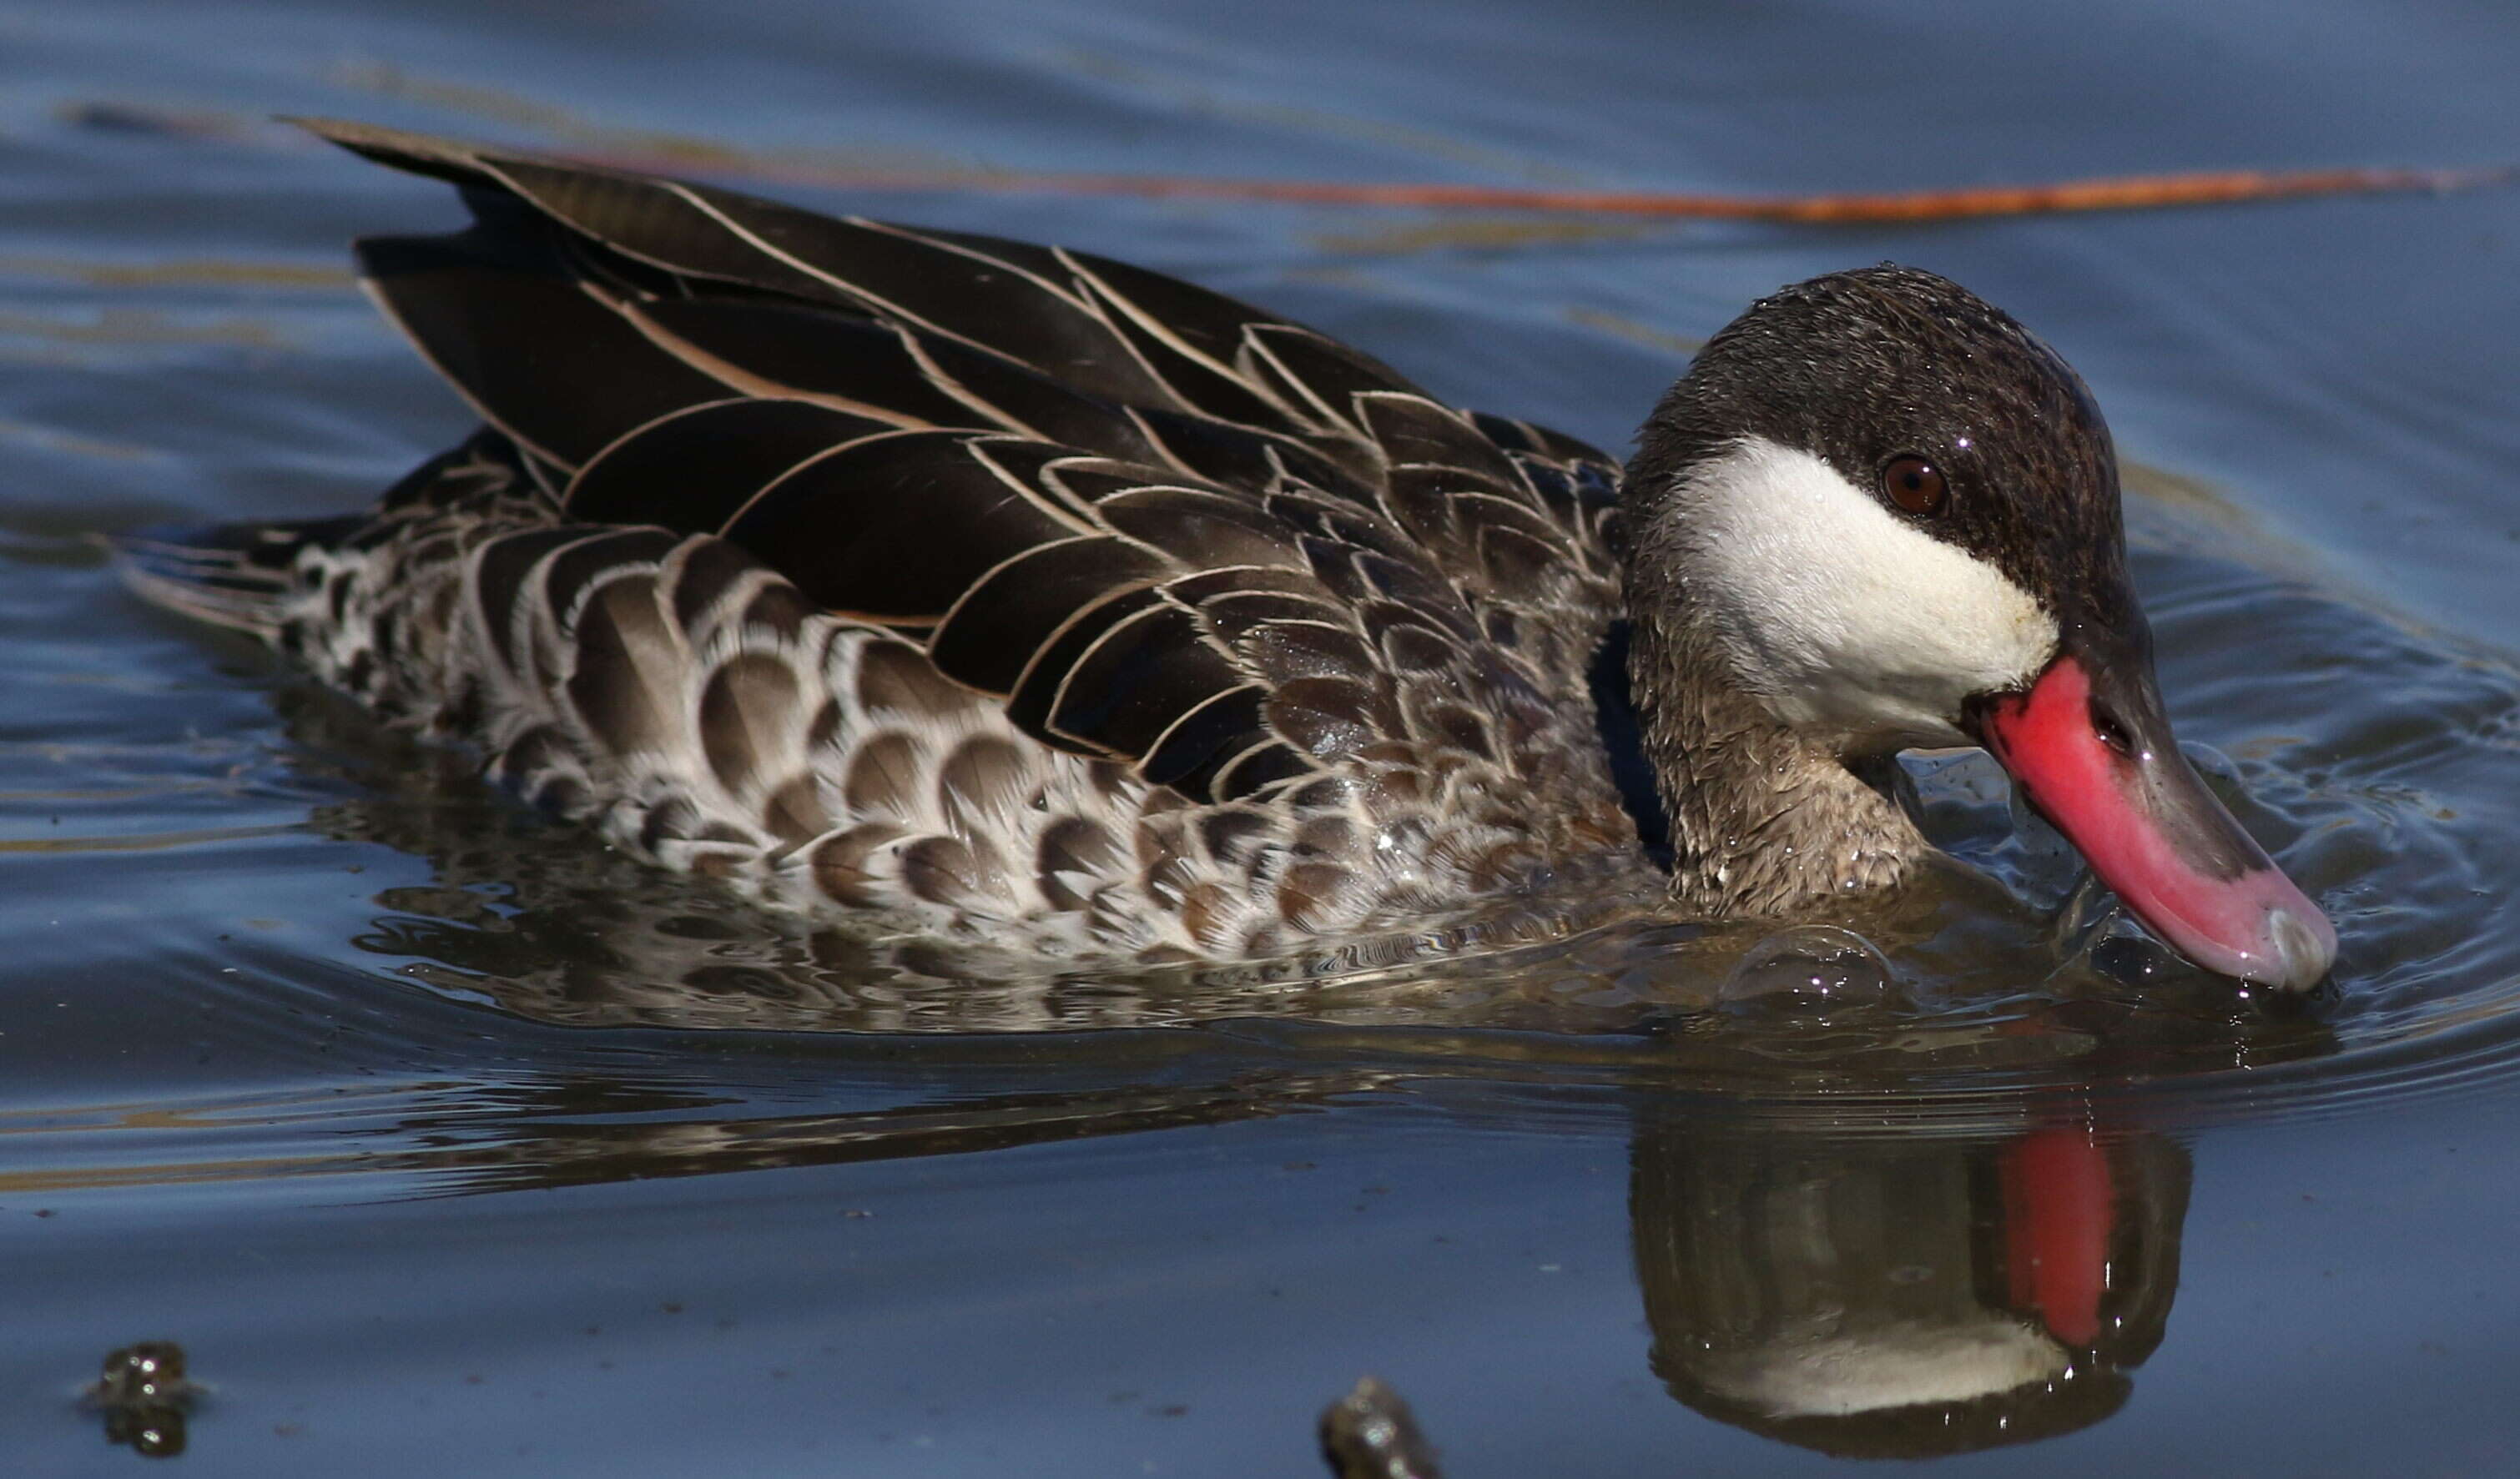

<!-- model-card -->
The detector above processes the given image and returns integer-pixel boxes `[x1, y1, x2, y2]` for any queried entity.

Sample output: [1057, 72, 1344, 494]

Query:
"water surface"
[3, 0, 2517, 1473]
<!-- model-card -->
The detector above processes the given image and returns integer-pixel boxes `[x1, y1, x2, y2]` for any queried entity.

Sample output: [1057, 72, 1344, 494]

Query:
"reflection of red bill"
[2003, 1126, 2114, 1347]
[1978, 656, 2336, 991]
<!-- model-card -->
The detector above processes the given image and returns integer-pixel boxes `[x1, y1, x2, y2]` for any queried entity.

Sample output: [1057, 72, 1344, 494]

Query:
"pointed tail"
[109, 515, 361, 638]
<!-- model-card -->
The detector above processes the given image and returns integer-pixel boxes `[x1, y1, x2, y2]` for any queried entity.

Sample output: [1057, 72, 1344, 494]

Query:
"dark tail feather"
[110, 515, 361, 636]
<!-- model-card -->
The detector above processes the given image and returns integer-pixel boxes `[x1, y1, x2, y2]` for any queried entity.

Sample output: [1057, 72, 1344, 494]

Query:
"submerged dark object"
[119, 119, 2332, 989]
[1319, 1376, 1442, 1479]
[89, 1341, 198, 1459]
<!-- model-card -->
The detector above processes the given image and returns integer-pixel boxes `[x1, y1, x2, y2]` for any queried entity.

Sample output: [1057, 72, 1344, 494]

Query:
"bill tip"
[2255, 905, 2337, 993]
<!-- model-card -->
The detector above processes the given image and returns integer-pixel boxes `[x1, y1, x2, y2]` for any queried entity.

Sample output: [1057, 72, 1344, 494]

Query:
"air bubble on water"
[1719, 925, 1899, 1015]
[2087, 920, 2185, 990]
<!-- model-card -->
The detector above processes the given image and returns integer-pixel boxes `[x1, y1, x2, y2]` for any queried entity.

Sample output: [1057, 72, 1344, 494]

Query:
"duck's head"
[1623, 265, 2334, 992]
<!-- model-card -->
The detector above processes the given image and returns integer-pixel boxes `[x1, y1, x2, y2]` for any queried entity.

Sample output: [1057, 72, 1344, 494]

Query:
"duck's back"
[124, 121, 1644, 959]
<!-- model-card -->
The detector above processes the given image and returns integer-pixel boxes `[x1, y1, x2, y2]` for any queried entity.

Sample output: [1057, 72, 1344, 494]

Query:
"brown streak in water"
[0, 1155, 374, 1194]
[0, 419, 169, 463]
[0, 823, 300, 855]
[1309, 219, 1658, 254]
[572, 158, 2520, 224]
[0, 1077, 1378, 1197]
[1562, 307, 1707, 358]
[0, 254, 355, 291]
[0, 308, 283, 350]
[319, 64, 959, 176]
[0, 782, 225, 802]
[70, 96, 2506, 229]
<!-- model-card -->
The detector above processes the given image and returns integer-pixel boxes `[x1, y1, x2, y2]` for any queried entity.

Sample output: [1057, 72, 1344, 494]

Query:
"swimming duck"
[121, 119, 2336, 990]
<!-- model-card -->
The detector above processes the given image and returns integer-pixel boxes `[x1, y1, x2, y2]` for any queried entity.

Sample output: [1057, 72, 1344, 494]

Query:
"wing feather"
[356, 229, 731, 470]
[299, 119, 1634, 811]
[933, 541, 1172, 693]
[565, 399, 896, 531]
[720, 433, 1087, 620]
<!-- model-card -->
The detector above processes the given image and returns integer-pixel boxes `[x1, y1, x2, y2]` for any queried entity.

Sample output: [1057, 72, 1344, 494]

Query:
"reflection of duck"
[25, 989, 2195, 1469]
[1631, 1112, 2189, 1458]
[123, 120, 2329, 987]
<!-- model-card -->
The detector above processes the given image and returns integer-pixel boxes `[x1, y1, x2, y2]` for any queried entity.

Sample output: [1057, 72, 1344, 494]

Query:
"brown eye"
[1880, 455, 1948, 516]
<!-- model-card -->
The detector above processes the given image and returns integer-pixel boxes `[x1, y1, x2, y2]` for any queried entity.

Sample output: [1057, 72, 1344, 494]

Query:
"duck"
[118, 118, 2336, 991]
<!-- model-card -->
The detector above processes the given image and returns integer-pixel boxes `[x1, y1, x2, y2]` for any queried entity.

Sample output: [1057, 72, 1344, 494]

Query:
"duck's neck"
[1625, 606, 1928, 917]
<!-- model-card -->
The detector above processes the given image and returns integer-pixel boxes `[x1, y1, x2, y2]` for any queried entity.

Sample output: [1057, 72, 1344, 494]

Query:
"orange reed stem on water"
[583, 157, 2514, 224]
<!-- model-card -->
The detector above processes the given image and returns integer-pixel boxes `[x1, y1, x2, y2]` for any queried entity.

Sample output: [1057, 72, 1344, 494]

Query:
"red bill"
[1976, 655, 2335, 991]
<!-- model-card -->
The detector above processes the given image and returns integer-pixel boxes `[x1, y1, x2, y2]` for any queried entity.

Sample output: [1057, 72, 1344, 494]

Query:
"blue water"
[3, 0, 2517, 1473]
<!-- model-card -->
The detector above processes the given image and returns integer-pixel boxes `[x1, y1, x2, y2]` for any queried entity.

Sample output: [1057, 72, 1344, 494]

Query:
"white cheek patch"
[1673, 437, 2059, 744]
